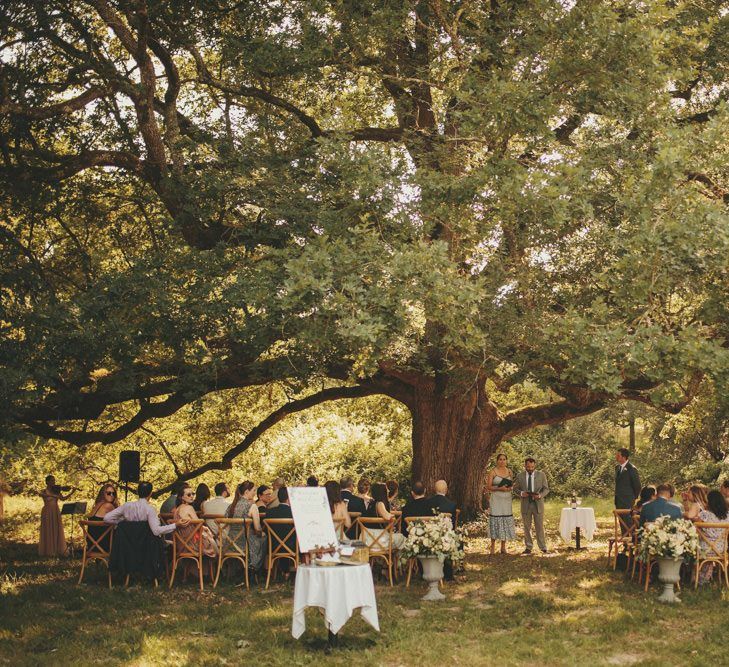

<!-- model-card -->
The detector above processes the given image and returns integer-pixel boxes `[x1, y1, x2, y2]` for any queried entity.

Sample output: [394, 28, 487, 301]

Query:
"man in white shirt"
[202, 482, 230, 535]
[104, 482, 187, 536]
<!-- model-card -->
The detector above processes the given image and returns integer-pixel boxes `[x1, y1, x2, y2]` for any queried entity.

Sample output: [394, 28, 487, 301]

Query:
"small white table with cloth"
[292, 563, 380, 640]
[559, 507, 597, 549]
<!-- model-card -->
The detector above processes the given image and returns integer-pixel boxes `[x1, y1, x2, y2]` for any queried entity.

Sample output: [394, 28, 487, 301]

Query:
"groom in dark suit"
[614, 448, 641, 525]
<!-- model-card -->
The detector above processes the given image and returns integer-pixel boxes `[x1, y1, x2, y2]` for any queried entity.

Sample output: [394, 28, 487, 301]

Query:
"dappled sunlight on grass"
[2, 497, 728, 666]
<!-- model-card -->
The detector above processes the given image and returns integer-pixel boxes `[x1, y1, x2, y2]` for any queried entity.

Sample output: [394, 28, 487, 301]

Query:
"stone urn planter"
[418, 555, 446, 601]
[656, 557, 682, 603]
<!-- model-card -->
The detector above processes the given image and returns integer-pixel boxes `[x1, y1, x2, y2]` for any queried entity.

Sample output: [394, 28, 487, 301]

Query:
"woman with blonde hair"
[87, 482, 119, 551]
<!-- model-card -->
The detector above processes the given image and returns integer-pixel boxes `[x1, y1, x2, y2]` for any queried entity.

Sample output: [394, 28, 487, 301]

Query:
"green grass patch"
[1, 496, 726, 666]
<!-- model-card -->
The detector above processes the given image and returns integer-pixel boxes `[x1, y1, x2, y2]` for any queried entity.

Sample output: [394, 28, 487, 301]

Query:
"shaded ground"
[0, 496, 726, 666]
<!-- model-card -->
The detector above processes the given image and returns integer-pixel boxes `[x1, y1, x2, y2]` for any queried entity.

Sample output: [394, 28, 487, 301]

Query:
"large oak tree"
[1, 0, 728, 512]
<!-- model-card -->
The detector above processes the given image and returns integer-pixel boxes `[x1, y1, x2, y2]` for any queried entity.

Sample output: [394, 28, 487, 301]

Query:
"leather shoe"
[522, 549, 532, 555]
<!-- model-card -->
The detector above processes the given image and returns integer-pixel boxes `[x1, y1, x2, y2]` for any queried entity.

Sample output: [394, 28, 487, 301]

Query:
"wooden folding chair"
[213, 518, 251, 588]
[263, 518, 298, 589]
[357, 517, 396, 586]
[694, 522, 729, 588]
[403, 516, 441, 587]
[78, 520, 114, 588]
[169, 520, 210, 591]
[607, 510, 635, 570]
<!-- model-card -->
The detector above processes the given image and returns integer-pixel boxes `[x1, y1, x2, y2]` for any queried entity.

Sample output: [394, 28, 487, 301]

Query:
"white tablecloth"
[559, 507, 597, 543]
[292, 564, 380, 638]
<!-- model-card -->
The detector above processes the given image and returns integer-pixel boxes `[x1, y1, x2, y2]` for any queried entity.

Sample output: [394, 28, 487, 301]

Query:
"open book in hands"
[496, 478, 513, 488]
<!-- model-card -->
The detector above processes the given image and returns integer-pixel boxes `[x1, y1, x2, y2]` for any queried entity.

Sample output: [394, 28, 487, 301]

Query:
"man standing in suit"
[512, 458, 550, 554]
[614, 448, 641, 523]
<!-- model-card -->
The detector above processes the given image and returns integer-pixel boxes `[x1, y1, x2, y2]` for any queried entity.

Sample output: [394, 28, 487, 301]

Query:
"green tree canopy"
[1, 0, 727, 510]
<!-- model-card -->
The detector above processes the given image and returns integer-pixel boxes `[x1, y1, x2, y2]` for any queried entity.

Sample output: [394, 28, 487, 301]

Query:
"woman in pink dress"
[38, 475, 75, 557]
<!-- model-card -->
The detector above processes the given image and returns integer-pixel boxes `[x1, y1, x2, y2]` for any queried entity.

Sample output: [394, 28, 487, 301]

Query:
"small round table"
[292, 563, 380, 645]
[559, 507, 597, 549]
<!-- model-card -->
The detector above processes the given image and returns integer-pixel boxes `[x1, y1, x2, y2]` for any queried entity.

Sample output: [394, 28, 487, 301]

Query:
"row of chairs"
[607, 509, 729, 589]
[79, 510, 460, 591]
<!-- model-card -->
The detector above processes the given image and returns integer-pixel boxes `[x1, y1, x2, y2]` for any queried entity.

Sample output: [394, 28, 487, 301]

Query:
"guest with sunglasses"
[87, 483, 119, 551]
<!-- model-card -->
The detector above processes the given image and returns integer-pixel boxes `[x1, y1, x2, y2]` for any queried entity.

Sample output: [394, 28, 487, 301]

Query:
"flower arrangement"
[398, 514, 465, 565]
[639, 516, 698, 562]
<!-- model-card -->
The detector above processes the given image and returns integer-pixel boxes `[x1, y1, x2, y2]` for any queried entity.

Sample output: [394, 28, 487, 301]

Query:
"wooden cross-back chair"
[168, 520, 212, 591]
[333, 517, 351, 542]
[357, 517, 396, 586]
[78, 520, 114, 588]
[693, 522, 729, 588]
[607, 510, 635, 570]
[213, 518, 251, 589]
[263, 518, 299, 589]
[159, 513, 173, 522]
[403, 516, 442, 587]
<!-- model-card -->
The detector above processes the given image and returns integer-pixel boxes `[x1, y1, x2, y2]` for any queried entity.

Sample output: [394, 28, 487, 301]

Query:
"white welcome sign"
[288, 486, 338, 553]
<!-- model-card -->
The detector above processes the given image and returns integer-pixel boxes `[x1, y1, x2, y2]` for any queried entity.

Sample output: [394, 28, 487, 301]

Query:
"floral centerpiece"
[639, 516, 698, 562]
[639, 516, 698, 604]
[398, 513, 465, 601]
[398, 514, 465, 566]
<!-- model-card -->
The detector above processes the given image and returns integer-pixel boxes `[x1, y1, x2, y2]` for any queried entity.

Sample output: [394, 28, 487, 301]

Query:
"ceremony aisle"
[0, 495, 726, 666]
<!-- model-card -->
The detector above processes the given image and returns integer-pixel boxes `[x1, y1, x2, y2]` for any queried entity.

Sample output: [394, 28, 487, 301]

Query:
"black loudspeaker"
[119, 450, 141, 483]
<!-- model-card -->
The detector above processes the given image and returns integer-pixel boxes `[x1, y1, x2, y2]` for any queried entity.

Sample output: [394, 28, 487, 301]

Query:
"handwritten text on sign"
[288, 487, 338, 553]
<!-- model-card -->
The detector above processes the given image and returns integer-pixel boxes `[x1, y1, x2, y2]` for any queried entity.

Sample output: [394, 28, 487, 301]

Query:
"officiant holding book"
[512, 458, 550, 554]
[486, 453, 517, 554]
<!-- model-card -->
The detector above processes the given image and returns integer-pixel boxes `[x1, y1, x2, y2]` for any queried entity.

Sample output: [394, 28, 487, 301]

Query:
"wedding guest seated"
[306, 475, 319, 487]
[264, 487, 296, 576]
[174, 485, 218, 557]
[226, 481, 266, 574]
[356, 478, 373, 511]
[401, 481, 431, 536]
[640, 483, 683, 526]
[256, 485, 274, 519]
[267, 478, 285, 509]
[202, 482, 230, 535]
[429, 479, 457, 527]
[633, 486, 656, 513]
[325, 480, 351, 532]
[697, 490, 729, 584]
[104, 482, 179, 583]
[366, 483, 405, 550]
[192, 483, 211, 514]
[104, 481, 186, 536]
[159, 482, 183, 514]
[386, 480, 400, 510]
[720, 480, 729, 506]
[87, 483, 119, 551]
[683, 484, 709, 521]
[340, 476, 366, 514]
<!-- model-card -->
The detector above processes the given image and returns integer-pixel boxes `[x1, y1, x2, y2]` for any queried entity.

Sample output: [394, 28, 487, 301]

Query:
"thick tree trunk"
[410, 380, 504, 519]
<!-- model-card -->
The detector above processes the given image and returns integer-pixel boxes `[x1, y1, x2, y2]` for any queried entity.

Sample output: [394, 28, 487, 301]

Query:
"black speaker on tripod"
[119, 450, 140, 483]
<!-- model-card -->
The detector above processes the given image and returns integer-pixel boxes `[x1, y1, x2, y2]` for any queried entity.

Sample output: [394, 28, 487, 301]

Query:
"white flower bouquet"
[639, 516, 698, 562]
[398, 513, 465, 565]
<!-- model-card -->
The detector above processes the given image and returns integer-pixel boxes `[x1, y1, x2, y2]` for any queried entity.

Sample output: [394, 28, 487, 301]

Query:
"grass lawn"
[1, 495, 726, 666]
